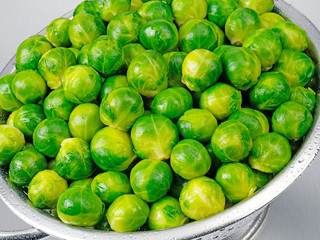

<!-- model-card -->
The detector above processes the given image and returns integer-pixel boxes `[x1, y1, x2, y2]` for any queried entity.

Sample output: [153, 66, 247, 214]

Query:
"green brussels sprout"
[290, 87, 316, 113]
[33, 119, 71, 158]
[69, 103, 104, 143]
[15, 35, 52, 71]
[69, 178, 93, 190]
[6, 110, 17, 126]
[272, 21, 308, 51]
[100, 75, 128, 100]
[131, 0, 144, 11]
[68, 13, 106, 49]
[77, 44, 90, 65]
[107, 194, 150, 232]
[249, 72, 290, 111]
[273, 49, 315, 87]
[0, 108, 9, 125]
[91, 127, 137, 171]
[177, 109, 218, 142]
[73, 0, 98, 16]
[237, 0, 273, 14]
[128, 50, 168, 98]
[168, 174, 188, 199]
[0, 73, 23, 112]
[9, 149, 47, 186]
[130, 159, 173, 202]
[28, 170, 68, 209]
[179, 176, 225, 220]
[225, 8, 262, 46]
[243, 28, 282, 71]
[70, 48, 80, 58]
[131, 114, 179, 160]
[260, 12, 284, 29]
[212, 23, 226, 47]
[94, 0, 131, 22]
[212, 120, 252, 162]
[46, 18, 71, 48]
[271, 101, 313, 140]
[123, 43, 146, 67]
[205, 143, 223, 175]
[62, 65, 102, 104]
[22, 142, 35, 151]
[57, 188, 105, 226]
[199, 83, 242, 120]
[0, 125, 25, 166]
[91, 171, 131, 205]
[172, 0, 208, 27]
[252, 169, 273, 189]
[151, 87, 193, 121]
[139, 19, 179, 54]
[163, 51, 187, 88]
[12, 70, 47, 104]
[207, 0, 238, 29]
[137, 1, 174, 22]
[213, 44, 235, 58]
[100, 87, 144, 131]
[228, 108, 269, 140]
[215, 163, 256, 202]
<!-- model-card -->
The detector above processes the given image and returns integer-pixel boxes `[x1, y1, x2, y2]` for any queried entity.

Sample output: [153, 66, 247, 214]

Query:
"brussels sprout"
[243, 28, 282, 71]
[46, 18, 71, 48]
[177, 109, 218, 142]
[179, 176, 225, 220]
[0, 108, 9, 125]
[91, 171, 131, 205]
[213, 44, 235, 58]
[6, 110, 17, 126]
[0, 125, 25, 166]
[215, 163, 256, 202]
[68, 13, 106, 49]
[212, 120, 252, 162]
[151, 87, 193, 121]
[207, 0, 238, 29]
[130, 0, 143, 11]
[22, 142, 35, 151]
[200, 83, 242, 120]
[15, 35, 52, 71]
[77, 44, 90, 65]
[0, 73, 23, 112]
[62, 65, 102, 104]
[100, 75, 128, 100]
[260, 12, 284, 29]
[163, 51, 187, 88]
[123, 43, 146, 67]
[28, 170, 68, 209]
[130, 159, 173, 202]
[69, 103, 104, 143]
[74, 0, 98, 16]
[249, 72, 290, 111]
[137, 1, 174, 22]
[69, 178, 93, 190]
[70, 48, 80, 59]
[139, 19, 179, 54]
[168, 174, 188, 199]
[205, 143, 223, 176]
[33, 119, 71, 158]
[171, 0, 208, 27]
[91, 127, 137, 171]
[212, 24, 226, 47]
[107, 194, 150, 232]
[252, 169, 273, 189]
[273, 49, 315, 87]
[272, 21, 308, 51]
[290, 87, 316, 113]
[12, 70, 47, 104]
[131, 114, 179, 160]
[271, 101, 313, 140]
[9, 149, 47, 186]
[94, 0, 131, 22]
[57, 188, 105, 226]
[128, 50, 168, 98]
[225, 8, 262, 46]
[100, 87, 144, 131]
[238, 0, 273, 14]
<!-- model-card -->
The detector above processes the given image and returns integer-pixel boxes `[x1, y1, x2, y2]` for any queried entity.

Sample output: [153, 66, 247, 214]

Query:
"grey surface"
[0, 1, 319, 240]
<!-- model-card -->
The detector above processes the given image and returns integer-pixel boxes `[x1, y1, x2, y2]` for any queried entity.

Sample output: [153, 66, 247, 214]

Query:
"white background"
[0, 1, 320, 239]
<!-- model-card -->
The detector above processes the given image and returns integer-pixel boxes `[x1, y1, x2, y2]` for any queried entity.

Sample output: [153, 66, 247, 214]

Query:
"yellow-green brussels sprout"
[137, 1, 173, 22]
[0, 73, 23, 112]
[28, 170, 68, 209]
[243, 28, 282, 71]
[9, 149, 47, 186]
[68, 13, 106, 49]
[213, 44, 235, 58]
[131, 114, 179, 160]
[252, 169, 273, 189]
[57, 188, 105, 226]
[151, 87, 193, 121]
[46, 18, 71, 48]
[94, 0, 131, 22]
[73, 0, 98, 16]
[179, 176, 225, 220]
[249, 132, 292, 173]
[249, 72, 290, 111]
[177, 109, 218, 142]
[212, 120, 252, 162]
[128, 50, 168, 98]
[123, 43, 146, 67]
[260, 12, 284, 29]
[225, 8, 262, 46]
[91, 171, 131, 205]
[163, 51, 187, 88]
[77, 44, 90, 65]
[62, 65, 102, 104]
[207, 0, 238, 29]
[0, 125, 25, 166]
[273, 49, 315, 87]
[148, 196, 188, 230]
[212, 23, 226, 47]
[100, 75, 128, 100]
[130, 159, 173, 202]
[69, 48, 80, 59]
[107, 194, 150, 232]
[131, 0, 143, 11]
[15, 35, 52, 71]
[215, 163, 256, 202]
[271, 101, 313, 140]
[200, 83, 242, 120]
[91, 127, 137, 171]
[290, 87, 316, 113]
[12, 70, 47, 104]
[6, 110, 17, 126]
[69, 178, 93, 190]
[69, 103, 104, 143]
[272, 21, 308, 51]
[238, 0, 273, 14]
[33, 119, 71, 158]
[172, 0, 208, 27]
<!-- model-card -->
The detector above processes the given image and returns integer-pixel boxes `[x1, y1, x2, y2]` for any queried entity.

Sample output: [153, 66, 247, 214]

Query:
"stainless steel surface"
[0, 228, 48, 240]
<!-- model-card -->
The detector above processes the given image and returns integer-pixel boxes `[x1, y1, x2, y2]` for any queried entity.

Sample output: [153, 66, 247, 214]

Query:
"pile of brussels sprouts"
[0, 0, 317, 233]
